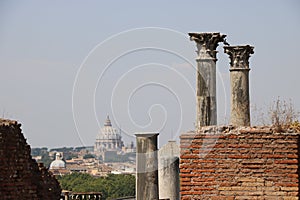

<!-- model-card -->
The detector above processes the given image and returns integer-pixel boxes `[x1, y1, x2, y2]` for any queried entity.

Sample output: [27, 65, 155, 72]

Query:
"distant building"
[49, 153, 69, 176]
[49, 152, 66, 169]
[122, 141, 136, 153]
[94, 116, 124, 158]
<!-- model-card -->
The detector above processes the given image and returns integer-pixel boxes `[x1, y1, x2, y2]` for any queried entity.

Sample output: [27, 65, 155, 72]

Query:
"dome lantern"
[104, 115, 112, 127]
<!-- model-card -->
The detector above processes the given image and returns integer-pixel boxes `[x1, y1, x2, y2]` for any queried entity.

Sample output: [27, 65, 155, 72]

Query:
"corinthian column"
[224, 45, 254, 126]
[189, 32, 226, 128]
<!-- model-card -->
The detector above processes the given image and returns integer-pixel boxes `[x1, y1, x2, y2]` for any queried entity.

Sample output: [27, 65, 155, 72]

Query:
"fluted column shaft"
[189, 32, 226, 128]
[224, 45, 254, 126]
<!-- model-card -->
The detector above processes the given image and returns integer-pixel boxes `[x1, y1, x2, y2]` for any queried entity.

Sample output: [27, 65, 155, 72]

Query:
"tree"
[57, 173, 135, 200]
[31, 147, 53, 168]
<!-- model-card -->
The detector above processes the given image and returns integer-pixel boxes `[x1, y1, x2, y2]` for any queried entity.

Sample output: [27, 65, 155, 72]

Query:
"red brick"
[255, 149, 273, 154]
[180, 130, 300, 200]
[181, 186, 191, 191]
[193, 187, 214, 191]
[0, 119, 61, 199]
[192, 177, 215, 182]
[192, 149, 212, 154]
[227, 144, 251, 148]
[287, 154, 298, 158]
[180, 163, 196, 168]
[211, 196, 234, 200]
[189, 191, 204, 195]
[205, 154, 226, 159]
[228, 155, 251, 159]
[287, 174, 299, 178]
[203, 134, 223, 139]
[180, 191, 194, 195]
[274, 160, 298, 164]
[193, 169, 215, 173]
[180, 159, 192, 164]
[251, 144, 263, 148]
[181, 177, 191, 182]
[190, 144, 202, 148]
[275, 183, 298, 187]
[180, 173, 195, 177]
[181, 196, 192, 200]
[265, 154, 286, 158]
[180, 169, 191, 173]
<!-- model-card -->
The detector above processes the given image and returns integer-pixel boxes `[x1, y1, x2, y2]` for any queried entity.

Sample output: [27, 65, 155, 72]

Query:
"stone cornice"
[135, 132, 159, 137]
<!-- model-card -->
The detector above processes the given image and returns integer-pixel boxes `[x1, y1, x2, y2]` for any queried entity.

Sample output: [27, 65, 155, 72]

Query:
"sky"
[0, 0, 299, 148]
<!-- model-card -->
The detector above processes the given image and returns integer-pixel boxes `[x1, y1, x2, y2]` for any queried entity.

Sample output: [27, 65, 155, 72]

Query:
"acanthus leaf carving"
[189, 32, 226, 59]
[224, 45, 254, 69]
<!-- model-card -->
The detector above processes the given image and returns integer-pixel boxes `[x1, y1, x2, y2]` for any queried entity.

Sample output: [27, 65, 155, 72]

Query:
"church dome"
[96, 116, 120, 140]
[94, 115, 124, 153]
[50, 152, 66, 169]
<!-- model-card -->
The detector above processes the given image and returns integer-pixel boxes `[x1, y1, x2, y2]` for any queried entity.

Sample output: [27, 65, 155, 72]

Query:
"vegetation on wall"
[57, 173, 135, 200]
[252, 97, 300, 132]
[269, 98, 300, 132]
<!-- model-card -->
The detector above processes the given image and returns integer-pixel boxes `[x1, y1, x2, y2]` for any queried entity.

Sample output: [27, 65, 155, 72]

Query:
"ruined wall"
[180, 126, 299, 200]
[0, 118, 61, 200]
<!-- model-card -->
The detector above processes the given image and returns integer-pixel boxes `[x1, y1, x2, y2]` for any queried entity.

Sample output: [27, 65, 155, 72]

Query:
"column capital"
[224, 45, 254, 70]
[189, 32, 226, 59]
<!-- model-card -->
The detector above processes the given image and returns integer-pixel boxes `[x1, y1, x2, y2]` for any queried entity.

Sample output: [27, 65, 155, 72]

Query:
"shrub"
[269, 98, 299, 132]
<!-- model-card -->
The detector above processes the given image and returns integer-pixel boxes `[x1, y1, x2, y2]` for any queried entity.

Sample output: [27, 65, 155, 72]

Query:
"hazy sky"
[1, 0, 299, 148]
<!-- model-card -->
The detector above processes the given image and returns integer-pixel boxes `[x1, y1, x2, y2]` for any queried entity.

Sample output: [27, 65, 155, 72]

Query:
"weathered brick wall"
[0, 118, 61, 200]
[180, 126, 299, 200]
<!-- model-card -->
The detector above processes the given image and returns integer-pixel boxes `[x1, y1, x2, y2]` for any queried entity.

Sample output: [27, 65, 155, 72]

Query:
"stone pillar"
[135, 132, 159, 200]
[224, 45, 254, 126]
[189, 32, 226, 128]
[158, 141, 180, 200]
[159, 156, 179, 200]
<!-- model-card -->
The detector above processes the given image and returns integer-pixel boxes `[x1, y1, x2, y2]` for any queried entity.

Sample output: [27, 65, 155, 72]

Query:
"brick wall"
[0, 118, 61, 200]
[180, 126, 299, 200]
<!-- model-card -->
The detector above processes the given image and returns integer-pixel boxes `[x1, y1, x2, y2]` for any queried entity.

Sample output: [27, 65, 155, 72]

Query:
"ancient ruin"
[2, 31, 299, 200]
[158, 141, 180, 200]
[224, 45, 254, 126]
[135, 132, 159, 200]
[0, 118, 61, 200]
[180, 32, 300, 199]
[180, 126, 300, 199]
[189, 32, 226, 128]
